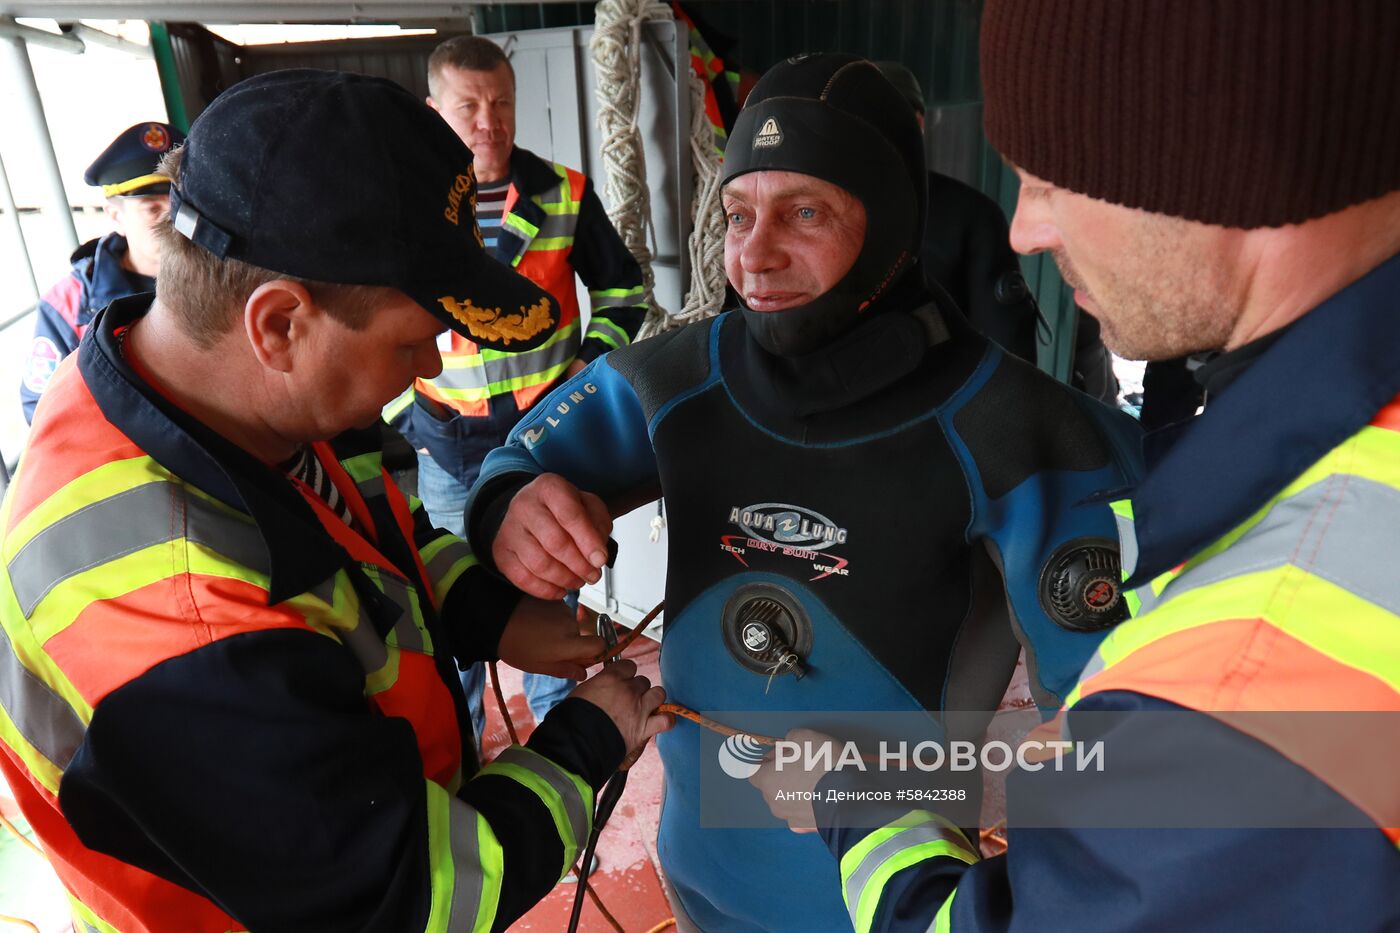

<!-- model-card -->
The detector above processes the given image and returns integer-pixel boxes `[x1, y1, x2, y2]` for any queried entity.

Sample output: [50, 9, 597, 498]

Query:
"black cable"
[567, 769, 629, 933]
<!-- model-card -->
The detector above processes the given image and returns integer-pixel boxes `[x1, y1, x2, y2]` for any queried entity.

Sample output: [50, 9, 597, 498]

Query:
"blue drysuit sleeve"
[942, 354, 1145, 710]
[466, 355, 661, 545]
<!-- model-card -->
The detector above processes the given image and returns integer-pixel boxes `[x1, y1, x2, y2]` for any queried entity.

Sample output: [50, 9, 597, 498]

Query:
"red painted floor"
[481, 635, 677, 933]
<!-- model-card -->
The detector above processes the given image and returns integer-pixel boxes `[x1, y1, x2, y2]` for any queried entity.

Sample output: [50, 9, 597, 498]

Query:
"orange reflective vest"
[400, 152, 646, 422]
[0, 299, 601, 932]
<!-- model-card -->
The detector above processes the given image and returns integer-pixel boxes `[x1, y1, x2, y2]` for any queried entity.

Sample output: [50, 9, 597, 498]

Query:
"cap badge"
[438, 296, 555, 346]
[141, 123, 171, 152]
[754, 117, 783, 149]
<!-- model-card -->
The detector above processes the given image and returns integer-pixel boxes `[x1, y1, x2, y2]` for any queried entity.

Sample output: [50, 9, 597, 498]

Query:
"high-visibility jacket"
[672, 2, 740, 154]
[812, 251, 1400, 932]
[0, 295, 623, 932]
[387, 146, 647, 488]
[21, 233, 153, 424]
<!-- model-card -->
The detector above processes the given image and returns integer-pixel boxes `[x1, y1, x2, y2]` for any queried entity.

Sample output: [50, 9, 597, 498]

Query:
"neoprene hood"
[723, 54, 927, 356]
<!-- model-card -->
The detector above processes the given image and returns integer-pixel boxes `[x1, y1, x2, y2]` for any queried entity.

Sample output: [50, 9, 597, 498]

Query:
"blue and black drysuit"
[466, 291, 1143, 932]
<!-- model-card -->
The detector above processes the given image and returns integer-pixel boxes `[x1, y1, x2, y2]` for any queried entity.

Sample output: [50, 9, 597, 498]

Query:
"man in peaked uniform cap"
[20, 121, 182, 423]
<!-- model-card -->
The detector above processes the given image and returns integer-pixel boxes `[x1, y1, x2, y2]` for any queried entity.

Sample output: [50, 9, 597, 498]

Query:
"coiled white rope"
[591, 0, 728, 338]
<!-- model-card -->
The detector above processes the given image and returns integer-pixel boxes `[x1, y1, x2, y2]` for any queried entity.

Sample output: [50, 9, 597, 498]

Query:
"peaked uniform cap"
[85, 122, 185, 197]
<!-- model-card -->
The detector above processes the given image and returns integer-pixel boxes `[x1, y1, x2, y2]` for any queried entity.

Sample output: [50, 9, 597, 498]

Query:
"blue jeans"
[416, 452, 576, 743]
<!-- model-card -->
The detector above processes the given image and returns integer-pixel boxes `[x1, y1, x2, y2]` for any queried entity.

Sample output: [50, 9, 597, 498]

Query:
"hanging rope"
[591, 0, 728, 339]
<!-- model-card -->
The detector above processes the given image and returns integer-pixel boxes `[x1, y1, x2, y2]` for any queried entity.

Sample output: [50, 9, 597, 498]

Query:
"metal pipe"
[64, 22, 153, 57]
[0, 147, 42, 311]
[0, 23, 80, 253]
[0, 16, 85, 53]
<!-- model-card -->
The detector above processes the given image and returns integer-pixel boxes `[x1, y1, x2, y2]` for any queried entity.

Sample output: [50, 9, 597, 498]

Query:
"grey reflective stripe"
[1163, 472, 1400, 615]
[425, 537, 474, 584]
[446, 799, 485, 932]
[1078, 650, 1107, 685]
[341, 599, 389, 674]
[310, 577, 339, 606]
[431, 332, 581, 392]
[379, 574, 425, 654]
[8, 482, 267, 618]
[589, 291, 643, 310]
[75, 917, 101, 933]
[1132, 580, 1161, 615]
[0, 618, 86, 771]
[1114, 510, 1138, 579]
[845, 822, 972, 930]
[186, 493, 269, 578]
[532, 211, 578, 241]
[493, 747, 589, 856]
[356, 475, 386, 503]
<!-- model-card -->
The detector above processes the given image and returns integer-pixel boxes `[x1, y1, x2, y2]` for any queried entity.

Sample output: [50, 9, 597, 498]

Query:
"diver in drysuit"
[465, 53, 1144, 932]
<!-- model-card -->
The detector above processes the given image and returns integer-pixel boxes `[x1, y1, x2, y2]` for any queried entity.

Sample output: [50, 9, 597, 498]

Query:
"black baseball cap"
[168, 69, 558, 352]
[85, 121, 184, 197]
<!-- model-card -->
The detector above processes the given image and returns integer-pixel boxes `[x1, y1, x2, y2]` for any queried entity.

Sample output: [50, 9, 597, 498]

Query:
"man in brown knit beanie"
[750, 2, 1400, 929]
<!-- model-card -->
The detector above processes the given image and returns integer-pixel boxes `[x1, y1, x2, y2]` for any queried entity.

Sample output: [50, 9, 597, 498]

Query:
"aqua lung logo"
[729, 503, 847, 551]
[717, 733, 769, 779]
[753, 117, 783, 149]
[542, 382, 598, 429]
[521, 425, 548, 450]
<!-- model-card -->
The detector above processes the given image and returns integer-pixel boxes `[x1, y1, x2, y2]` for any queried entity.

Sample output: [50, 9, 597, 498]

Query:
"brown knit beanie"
[981, 0, 1400, 228]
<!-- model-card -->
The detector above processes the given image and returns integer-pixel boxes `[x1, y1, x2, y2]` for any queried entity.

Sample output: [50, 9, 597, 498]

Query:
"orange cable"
[488, 660, 520, 747]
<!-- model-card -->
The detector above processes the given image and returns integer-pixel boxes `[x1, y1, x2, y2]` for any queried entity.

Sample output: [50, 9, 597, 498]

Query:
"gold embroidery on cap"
[437, 296, 554, 345]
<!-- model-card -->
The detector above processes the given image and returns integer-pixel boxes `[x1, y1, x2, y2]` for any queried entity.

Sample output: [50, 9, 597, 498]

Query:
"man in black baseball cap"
[20, 121, 182, 422]
[0, 69, 669, 931]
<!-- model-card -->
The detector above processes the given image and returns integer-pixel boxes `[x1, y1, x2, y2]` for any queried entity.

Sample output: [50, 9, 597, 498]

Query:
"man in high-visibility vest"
[749, 2, 1400, 929]
[21, 121, 183, 424]
[388, 34, 651, 736]
[0, 70, 669, 932]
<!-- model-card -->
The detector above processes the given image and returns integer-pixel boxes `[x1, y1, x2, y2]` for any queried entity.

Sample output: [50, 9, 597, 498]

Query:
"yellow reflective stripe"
[1067, 567, 1400, 707]
[28, 536, 256, 643]
[477, 320, 579, 363]
[839, 811, 976, 933]
[0, 695, 65, 795]
[383, 386, 415, 421]
[931, 888, 958, 933]
[1108, 499, 1134, 521]
[341, 452, 382, 485]
[1175, 426, 1400, 576]
[425, 781, 505, 933]
[0, 575, 89, 794]
[3, 455, 167, 558]
[503, 214, 538, 238]
[585, 319, 631, 350]
[540, 199, 581, 216]
[529, 236, 573, 251]
[67, 893, 125, 933]
[420, 534, 479, 607]
[477, 758, 586, 879]
[473, 813, 504, 932]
